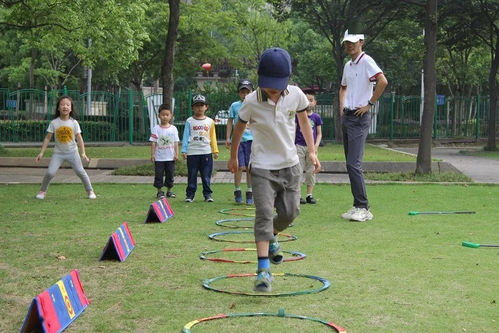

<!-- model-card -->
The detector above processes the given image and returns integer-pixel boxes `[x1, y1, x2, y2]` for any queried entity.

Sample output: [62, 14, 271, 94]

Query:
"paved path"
[0, 167, 352, 185]
[391, 147, 499, 184]
[1, 146, 498, 185]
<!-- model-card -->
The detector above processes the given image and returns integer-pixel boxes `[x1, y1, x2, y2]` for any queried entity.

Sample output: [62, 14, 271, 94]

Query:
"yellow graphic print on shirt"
[55, 126, 74, 144]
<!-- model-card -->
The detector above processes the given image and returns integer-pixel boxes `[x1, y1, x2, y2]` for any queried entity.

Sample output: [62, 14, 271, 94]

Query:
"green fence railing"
[0, 88, 496, 143]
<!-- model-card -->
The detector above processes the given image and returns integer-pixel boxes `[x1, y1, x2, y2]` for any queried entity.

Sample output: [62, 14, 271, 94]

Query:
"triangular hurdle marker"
[99, 222, 136, 262]
[145, 197, 174, 223]
[20, 269, 89, 333]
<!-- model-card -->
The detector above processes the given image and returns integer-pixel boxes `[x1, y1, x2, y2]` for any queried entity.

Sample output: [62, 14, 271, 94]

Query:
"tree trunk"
[334, 42, 344, 143]
[485, 38, 498, 151]
[29, 48, 37, 88]
[161, 0, 180, 109]
[416, 0, 437, 175]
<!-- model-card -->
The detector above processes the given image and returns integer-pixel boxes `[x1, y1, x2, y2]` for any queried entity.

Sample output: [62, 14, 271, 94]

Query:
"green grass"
[112, 160, 190, 177]
[0, 144, 416, 162]
[1, 183, 498, 332]
[365, 172, 472, 182]
[460, 149, 499, 159]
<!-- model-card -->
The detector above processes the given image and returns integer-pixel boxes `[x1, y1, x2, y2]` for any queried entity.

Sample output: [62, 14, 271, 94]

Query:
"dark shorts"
[238, 140, 252, 167]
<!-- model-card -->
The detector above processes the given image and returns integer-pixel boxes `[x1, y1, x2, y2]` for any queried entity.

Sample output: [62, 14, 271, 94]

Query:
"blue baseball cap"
[257, 47, 292, 90]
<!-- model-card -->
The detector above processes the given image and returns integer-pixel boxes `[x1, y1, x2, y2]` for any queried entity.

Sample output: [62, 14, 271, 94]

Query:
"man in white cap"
[339, 30, 388, 222]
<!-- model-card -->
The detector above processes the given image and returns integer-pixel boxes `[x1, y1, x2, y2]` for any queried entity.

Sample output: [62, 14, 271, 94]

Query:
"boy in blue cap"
[228, 47, 321, 292]
[226, 79, 254, 204]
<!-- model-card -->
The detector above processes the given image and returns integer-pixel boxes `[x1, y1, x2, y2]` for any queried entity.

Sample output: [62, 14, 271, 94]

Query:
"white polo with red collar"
[341, 52, 383, 110]
[238, 85, 309, 169]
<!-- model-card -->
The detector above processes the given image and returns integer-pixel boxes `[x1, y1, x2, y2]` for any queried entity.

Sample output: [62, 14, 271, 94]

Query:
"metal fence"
[0, 88, 496, 143]
[315, 92, 495, 141]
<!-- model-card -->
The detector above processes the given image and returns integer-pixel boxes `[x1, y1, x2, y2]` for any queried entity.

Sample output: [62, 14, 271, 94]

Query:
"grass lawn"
[1, 183, 498, 332]
[0, 143, 416, 162]
[460, 149, 499, 159]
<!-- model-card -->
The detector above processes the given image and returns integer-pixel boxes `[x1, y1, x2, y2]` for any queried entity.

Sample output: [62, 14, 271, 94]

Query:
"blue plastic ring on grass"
[201, 272, 331, 297]
[208, 230, 297, 243]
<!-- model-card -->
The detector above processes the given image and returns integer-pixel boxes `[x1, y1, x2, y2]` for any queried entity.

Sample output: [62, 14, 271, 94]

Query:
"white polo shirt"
[341, 52, 382, 109]
[238, 85, 309, 169]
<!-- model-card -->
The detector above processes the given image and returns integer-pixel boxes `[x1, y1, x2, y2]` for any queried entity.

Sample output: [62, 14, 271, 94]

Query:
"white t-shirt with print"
[238, 85, 309, 169]
[47, 117, 81, 154]
[341, 52, 383, 109]
[149, 124, 179, 161]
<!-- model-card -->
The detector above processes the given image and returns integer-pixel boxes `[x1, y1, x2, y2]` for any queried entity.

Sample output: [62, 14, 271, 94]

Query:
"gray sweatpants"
[342, 112, 371, 208]
[251, 164, 302, 242]
[40, 151, 93, 192]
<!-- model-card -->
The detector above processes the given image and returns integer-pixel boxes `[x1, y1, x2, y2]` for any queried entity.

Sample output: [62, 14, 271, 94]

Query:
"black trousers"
[154, 161, 175, 189]
[342, 112, 371, 208]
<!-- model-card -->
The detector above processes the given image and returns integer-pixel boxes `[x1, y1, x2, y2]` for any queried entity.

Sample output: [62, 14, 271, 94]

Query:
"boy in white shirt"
[150, 104, 179, 199]
[228, 47, 320, 292]
[181, 94, 219, 202]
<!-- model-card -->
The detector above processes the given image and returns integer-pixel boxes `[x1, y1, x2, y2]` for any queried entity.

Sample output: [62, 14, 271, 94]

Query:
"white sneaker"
[35, 191, 46, 200]
[341, 207, 357, 220]
[88, 191, 97, 199]
[349, 208, 374, 222]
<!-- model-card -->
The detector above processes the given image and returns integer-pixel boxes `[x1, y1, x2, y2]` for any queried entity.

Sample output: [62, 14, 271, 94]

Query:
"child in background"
[295, 91, 323, 204]
[226, 79, 254, 204]
[181, 94, 219, 202]
[35, 96, 96, 199]
[228, 48, 320, 292]
[150, 104, 179, 199]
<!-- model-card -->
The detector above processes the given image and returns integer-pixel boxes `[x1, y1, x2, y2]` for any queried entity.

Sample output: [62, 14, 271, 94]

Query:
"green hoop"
[219, 207, 256, 217]
[199, 248, 306, 264]
[208, 231, 297, 243]
[215, 218, 254, 229]
[182, 309, 346, 332]
[215, 218, 293, 229]
[202, 272, 330, 297]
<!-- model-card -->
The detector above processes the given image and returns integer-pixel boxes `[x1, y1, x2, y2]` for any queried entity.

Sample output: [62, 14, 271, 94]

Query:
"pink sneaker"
[35, 191, 46, 200]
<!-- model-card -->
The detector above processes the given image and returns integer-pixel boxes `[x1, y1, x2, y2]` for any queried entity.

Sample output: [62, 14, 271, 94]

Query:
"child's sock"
[257, 257, 270, 270]
[307, 193, 313, 197]
[234, 186, 241, 191]
[247, 187, 252, 192]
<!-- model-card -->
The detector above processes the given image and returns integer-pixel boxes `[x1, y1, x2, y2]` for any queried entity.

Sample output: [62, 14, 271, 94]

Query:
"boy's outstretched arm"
[296, 111, 321, 173]
[228, 120, 246, 173]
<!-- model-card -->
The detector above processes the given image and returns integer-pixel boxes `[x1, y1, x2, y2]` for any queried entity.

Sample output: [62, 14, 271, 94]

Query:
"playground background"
[0, 88, 495, 144]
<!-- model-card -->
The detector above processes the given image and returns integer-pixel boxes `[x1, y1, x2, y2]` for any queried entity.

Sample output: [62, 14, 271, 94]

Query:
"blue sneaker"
[245, 191, 253, 205]
[253, 269, 272, 292]
[234, 190, 243, 204]
[269, 239, 283, 265]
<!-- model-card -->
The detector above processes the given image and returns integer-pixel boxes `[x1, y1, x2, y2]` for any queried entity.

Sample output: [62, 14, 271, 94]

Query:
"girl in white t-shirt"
[35, 96, 96, 200]
[150, 105, 179, 199]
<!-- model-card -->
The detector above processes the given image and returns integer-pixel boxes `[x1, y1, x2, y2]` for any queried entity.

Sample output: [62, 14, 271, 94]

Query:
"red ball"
[201, 63, 212, 71]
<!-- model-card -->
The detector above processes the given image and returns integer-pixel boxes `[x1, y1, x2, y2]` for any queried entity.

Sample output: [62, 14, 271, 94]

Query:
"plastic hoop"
[215, 218, 254, 229]
[182, 309, 346, 332]
[199, 248, 306, 264]
[202, 272, 330, 297]
[215, 218, 293, 229]
[219, 207, 256, 217]
[208, 231, 297, 243]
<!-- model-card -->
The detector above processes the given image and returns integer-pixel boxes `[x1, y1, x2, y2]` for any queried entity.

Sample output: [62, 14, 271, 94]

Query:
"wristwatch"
[368, 100, 374, 106]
